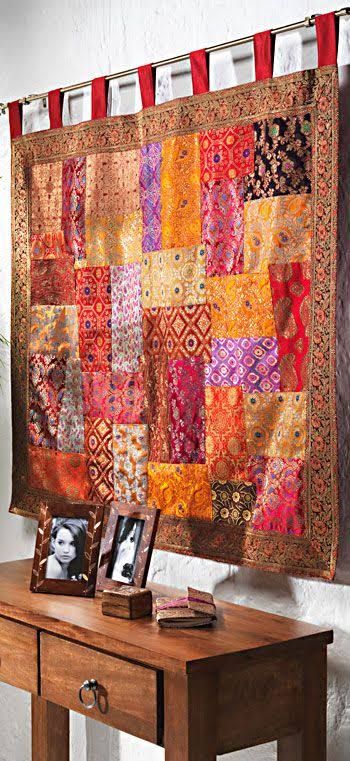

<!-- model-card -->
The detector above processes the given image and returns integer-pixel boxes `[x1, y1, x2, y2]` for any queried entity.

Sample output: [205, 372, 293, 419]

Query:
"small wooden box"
[102, 586, 153, 620]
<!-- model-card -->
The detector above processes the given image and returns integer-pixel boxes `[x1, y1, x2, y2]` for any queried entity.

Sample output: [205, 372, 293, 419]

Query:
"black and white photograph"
[96, 503, 160, 592]
[30, 502, 103, 596]
[107, 516, 145, 584]
[45, 518, 88, 581]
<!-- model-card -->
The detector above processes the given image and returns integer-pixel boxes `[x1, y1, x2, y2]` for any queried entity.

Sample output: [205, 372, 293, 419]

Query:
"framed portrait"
[96, 503, 160, 592]
[30, 501, 104, 597]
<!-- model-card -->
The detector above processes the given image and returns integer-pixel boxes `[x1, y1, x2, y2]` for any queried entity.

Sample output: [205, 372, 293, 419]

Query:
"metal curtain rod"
[1, 6, 350, 112]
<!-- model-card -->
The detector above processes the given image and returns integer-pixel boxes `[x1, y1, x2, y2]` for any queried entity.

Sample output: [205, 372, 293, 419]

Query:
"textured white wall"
[0, 1, 349, 759]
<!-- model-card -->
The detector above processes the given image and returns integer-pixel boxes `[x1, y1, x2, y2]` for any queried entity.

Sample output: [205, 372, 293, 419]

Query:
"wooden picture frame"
[30, 501, 104, 597]
[96, 503, 160, 592]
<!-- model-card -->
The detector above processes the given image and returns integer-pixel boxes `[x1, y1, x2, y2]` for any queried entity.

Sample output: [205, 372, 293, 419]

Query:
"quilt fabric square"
[76, 265, 112, 372]
[147, 462, 212, 520]
[29, 305, 79, 359]
[269, 262, 311, 391]
[143, 304, 212, 362]
[168, 357, 205, 464]
[31, 162, 62, 234]
[200, 125, 254, 182]
[111, 263, 143, 373]
[31, 231, 67, 260]
[82, 370, 145, 424]
[205, 386, 247, 479]
[28, 446, 90, 501]
[211, 480, 257, 525]
[29, 354, 67, 449]
[85, 416, 114, 504]
[141, 246, 206, 308]
[31, 259, 75, 305]
[201, 179, 244, 276]
[161, 134, 201, 249]
[244, 115, 312, 201]
[207, 273, 276, 337]
[62, 156, 86, 261]
[248, 456, 305, 536]
[113, 424, 149, 504]
[205, 337, 280, 393]
[140, 142, 162, 253]
[244, 194, 312, 272]
[57, 359, 85, 454]
[85, 212, 142, 266]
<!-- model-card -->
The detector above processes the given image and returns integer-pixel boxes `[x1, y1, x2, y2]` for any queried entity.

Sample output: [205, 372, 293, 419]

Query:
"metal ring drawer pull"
[78, 679, 98, 710]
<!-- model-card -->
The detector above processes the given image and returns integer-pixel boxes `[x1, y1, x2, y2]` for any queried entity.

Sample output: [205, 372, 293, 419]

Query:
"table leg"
[164, 671, 217, 761]
[277, 647, 327, 761]
[277, 733, 302, 761]
[32, 695, 69, 761]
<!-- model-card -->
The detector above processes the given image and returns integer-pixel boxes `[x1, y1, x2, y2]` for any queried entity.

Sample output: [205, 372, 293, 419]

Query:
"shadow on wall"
[327, 627, 350, 761]
[213, 567, 297, 618]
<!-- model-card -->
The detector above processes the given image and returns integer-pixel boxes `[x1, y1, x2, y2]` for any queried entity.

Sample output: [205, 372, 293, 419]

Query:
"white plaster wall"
[0, 1, 349, 759]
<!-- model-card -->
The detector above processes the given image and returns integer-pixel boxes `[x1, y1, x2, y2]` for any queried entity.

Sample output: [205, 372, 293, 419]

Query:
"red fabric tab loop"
[315, 12, 338, 67]
[91, 77, 108, 120]
[138, 65, 155, 108]
[8, 100, 23, 139]
[48, 89, 63, 129]
[254, 30, 274, 80]
[190, 49, 209, 94]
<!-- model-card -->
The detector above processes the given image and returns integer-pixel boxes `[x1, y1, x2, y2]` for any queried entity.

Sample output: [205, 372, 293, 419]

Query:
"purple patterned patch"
[205, 337, 281, 393]
[140, 142, 162, 253]
[62, 156, 86, 260]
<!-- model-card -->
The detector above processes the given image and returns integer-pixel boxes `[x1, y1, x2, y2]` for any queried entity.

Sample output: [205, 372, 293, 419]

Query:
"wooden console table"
[0, 559, 332, 760]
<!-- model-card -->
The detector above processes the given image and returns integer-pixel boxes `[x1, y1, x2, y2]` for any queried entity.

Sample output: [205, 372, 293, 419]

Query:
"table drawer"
[40, 633, 161, 743]
[0, 616, 38, 693]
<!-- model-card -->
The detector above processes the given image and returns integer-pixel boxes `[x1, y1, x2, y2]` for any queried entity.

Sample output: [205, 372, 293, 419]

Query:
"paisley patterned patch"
[141, 246, 206, 308]
[244, 115, 312, 201]
[147, 462, 212, 520]
[113, 424, 149, 504]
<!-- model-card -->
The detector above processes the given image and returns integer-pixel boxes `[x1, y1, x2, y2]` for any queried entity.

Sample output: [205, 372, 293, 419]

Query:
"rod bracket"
[304, 16, 313, 27]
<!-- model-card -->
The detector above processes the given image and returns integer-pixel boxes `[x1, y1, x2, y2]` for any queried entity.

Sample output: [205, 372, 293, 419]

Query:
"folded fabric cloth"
[155, 587, 217, 628]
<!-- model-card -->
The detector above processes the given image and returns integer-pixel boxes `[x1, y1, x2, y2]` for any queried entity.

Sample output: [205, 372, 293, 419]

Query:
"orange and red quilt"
[10, 66, 339, 579]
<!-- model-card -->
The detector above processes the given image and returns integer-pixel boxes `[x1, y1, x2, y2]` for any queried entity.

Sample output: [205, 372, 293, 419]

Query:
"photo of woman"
[109, 517, 144, 584]
[45, 518, 88, 581]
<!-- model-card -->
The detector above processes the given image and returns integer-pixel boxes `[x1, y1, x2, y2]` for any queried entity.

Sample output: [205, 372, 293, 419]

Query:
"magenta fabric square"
[205, 337, 280, 393]
[248, 456, 305, 536]
[140, 142, 162, 253]
[168, 357, 205, 464]
[201, 178, 244, 276]
[82, 370, 145, 424]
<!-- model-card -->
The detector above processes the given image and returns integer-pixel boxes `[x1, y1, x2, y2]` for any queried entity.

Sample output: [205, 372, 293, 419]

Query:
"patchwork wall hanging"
[9, 12, 339, 579]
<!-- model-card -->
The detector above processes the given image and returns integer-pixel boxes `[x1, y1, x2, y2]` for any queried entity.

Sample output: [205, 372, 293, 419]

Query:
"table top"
[0, 559, 332, 674]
